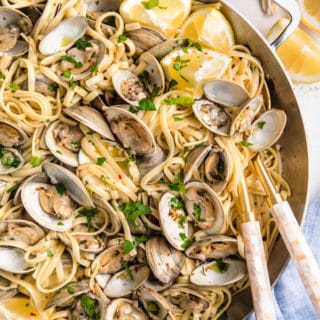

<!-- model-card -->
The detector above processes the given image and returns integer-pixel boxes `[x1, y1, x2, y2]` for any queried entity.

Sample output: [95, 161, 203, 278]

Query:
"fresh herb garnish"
[138, 97, 156, 111]
[141, 0, 167, 10]
[80, 294, 100, 319]
[146, 301, 160, 315]
[178, 215, 187, 228]
[158, 172, 185, 195]
[30, 156, 43, 167]
[214, 258, 229, 273]
[55, 183, 66, 196]
[122, 235, 151, 254]
[90, 64, 98, 73]
[182, 38, 203, 53]
[0, 71, 3, 79]
[169, 197, 184, 209]
[69, 78, 76, 90]
[162, 96, 194, 106]
[0, 146, 5, 158]
[75, 39, 93, 50]
[173, 55, 193, 86]
[138, 70, 150, 88]
[86, 14, 94, 20]
[179, 232, 191, 249]
[96, 157, 106, 165]
[48, 82, 59, 92]
[121, 262, 134, 280]
[238, 141, 253, 147]
[173, 116, 183, 121]
[7, 184, 20, 193]
[193, 203, 206, 222]
[129, 106, 138, 113]
[56, 150, 62, 154]
[257, 121, 266, 129]
[60, 55, 83, 68]
[61, 70, 71, 78]
[47, 250, 53, 257]
[119, 201, 151, 225]
[78, 207, 98, 231]
[57, 221, 64, 226]
[10, 83, 20, 91]
[168, 79, 178, 91]
[67, 286, 75, 294]
[2, 157, 21, 168]
[118, 34, 127, 43]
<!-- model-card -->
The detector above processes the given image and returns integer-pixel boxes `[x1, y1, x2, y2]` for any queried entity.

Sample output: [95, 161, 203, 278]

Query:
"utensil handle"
[241, 221, 276, 320]
[271, 201, 320, 316]
[269, 0, 301, 49]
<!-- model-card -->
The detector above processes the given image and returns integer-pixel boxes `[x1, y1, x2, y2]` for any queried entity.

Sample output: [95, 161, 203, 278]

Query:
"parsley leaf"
[10, 83, 20, 91]
[257, 121, 266, 129]
[169, 197, 184, 209]
[118, 34, 127, 43]
[90, 64, 98, 73]
[119, 201, 151, 225]
[2, 157, 21, 168]
[55, 183, 66, 196]
[123, 235, 151, 254]
[168, 79, 178, 91]
[179, 232, 191, 249]
[193, 203, 206, 222]
[138, 70, 150, 88]
[0, 71, 3, 79]
[173, 116, 183, 121]
[48, 82, 59, 92]
[80, 294, 100, 319]
[138, 98, 156, 111]
[7, 184, 20, 193]
[30, 156, 43, 167]
[96, 157, 106, 165]
[141, 0, 167, 10]
[57, 221, 64, 226]
[67, 286, 75, 294]
[61, 70, 71, 78]
[210, 258, 230, 273]
[60, 55, 83, 68]
[75, 39, 93, 50]
[158, 172, 185, 195]
[69, 78, 76, 90]
[162, 96, 194, 106]
[238, 141, 253, 147]
[121, 262, 134, 280]
[78, 207, 98, 231]
[47, 250, 53, 257]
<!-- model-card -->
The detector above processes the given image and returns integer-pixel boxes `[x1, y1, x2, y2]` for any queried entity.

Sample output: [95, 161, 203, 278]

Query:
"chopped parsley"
[178, 215, 187, 228]
[0, 71, 3, 79]
[80, 294, 100, 319]
[146, 301, 161, 316]
[129, 106, 138, 113]
[179, 232, 191, 249]
[257, 121, 266, 129]
[119, 201, 151, 225]
[0, 146, 5, 158]
[173, 116, 183, 121]
[167, 79, 178, 91]
[48, 82, 59, 92]
[9, 83, 20, 91]
[118, 34, 127, 43]
[193, 203, 206, 222]
[86, 14, 94, 20]
[96, 157, 106, 165]
[67, 286, 75, 294]
[122, 235, 151, 254]
[138, 97, 156, 111]
[238, 141, 253, 147]
[138, 70, 150, 88]
[61, 70, 71, 78]
[210, 258, 230, 273]
[69, 78, 76, 90]
[56, 150, 62, 154]
[57, 221, 64, 226]
[90, 64, 99, 73]
[158, 172, 185, 195]
[55, 183, 66, 196]
[173, 55, 193, 86]
[75, 39, 93, 50]
[181, 38, 203, 53]
[141, 0, 167, 10]
[60, 55, 83, 68]
[30, 156, 43, 167]
[7, 184, 20, 193]
[121, 262, 134, 280]
[78, 207, 98, 231]
[47, 250, 53, 257]
[2, 157, 21, 168]
[162, 96, 194, 106]
[169, 197, 184, 209]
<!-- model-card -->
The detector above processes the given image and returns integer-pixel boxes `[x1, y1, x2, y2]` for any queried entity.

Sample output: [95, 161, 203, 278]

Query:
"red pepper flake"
[30, 313, 36, 316]
[36, 187, 46, 191]
[118, 175, 122, 179]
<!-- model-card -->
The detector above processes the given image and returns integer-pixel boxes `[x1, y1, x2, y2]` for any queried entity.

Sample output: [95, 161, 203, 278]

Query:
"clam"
[71, 293, 105, 320]
[0, 147, 24, 175]
[35, 74, 58, 97]
[165, 286, 210, 314]
[105, 298, 148, 320]
[0, 246, 33, 273]
[92, 244, 134, 274]
[21, 163, 93, 232]
[0, 276, 17, 300]
[64, 106, 115, 141]
[190, 258, 247, 286]
[45, 120, 84, 167]
[139, 289, 174, 320]
[146, 237, 185, 284]
[39, 16, 87, 55]
[112, 70, 148, 106]
[185, 235, 238, 261]
[0, 7, 32, 55]
[126, 27, 167, 58]
[158, 192, 189, 251]
[184, 181, 225, 234]
[45, 281, 89, 309]
[103, 264, 150, 298]
[59, 39, 105, 81]
[229, 95, 264, 136]
[246, 109, 287, 152]
[143, 274, 172, 292]
[104, 107, 156, 155]
[135, 52, 165, 95]
[0, 120, 27, 147]
[203, 80, 250, 107]
[192, 100, 231, 136]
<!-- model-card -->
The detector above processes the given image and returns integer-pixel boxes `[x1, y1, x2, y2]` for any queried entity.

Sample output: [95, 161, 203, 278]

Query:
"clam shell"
[39, 16, 87, 55]
[0, 148, 24, 175]
[0, 119, 27, 147]
[0, 247, 33, 274]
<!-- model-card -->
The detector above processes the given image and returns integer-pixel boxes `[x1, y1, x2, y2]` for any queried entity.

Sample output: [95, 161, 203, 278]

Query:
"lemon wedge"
[267, 18, 320, 83]
[161, 47, 232, 97]
[297, 0, 320, 32]
[120, 0, 191, 38]
[179, 7, 234, 52]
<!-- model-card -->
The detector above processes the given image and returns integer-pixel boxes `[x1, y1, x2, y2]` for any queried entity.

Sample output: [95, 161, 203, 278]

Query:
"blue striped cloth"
[247, 198, 320, 320]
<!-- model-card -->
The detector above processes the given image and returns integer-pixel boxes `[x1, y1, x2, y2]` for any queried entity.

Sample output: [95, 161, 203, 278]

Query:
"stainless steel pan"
[200, 0, 309, 318]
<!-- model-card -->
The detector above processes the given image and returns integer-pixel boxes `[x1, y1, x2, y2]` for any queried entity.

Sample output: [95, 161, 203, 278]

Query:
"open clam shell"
[185, 235, 238, 261]
[71, 293, 105, 320]
[247, 109, 287, 152]
[0, 148, 24, 175]
[184, 181, 226, 235]
[39, 16, 87, 55]
[192, 99, 231, 136]
[190, 258, 247, 286]
[203, 79, 250, 107]
[0, 246, 33, 274]
[146, 236, 185, 284]
[158, 192, 189, 251]
[104, 107, 156, 154]
[105, 298, 148, 320]
[63, 106, 115, 141]
[103, 264, 150, 298]
[0, 120, 27, 148]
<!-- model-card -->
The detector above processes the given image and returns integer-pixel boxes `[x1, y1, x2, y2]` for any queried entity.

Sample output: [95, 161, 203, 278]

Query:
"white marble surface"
[226, 0, 320, 202]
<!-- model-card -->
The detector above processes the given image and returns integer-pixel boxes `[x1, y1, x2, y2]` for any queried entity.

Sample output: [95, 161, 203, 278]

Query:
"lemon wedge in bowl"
[120, 0, 191, 38]
[179, 7, 235, 52]
[297, 0, 320, 32]
[267, 18, 320, 83]
[161, 47, 232, 98]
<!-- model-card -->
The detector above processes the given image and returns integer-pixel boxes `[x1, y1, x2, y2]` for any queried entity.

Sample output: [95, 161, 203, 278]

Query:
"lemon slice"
[161, 47, 232, 97]
[120, 0, 191, 38]
[267, 18, 320, 83]
[297, 0, 320, 32]
[179, 7, 234, 52]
